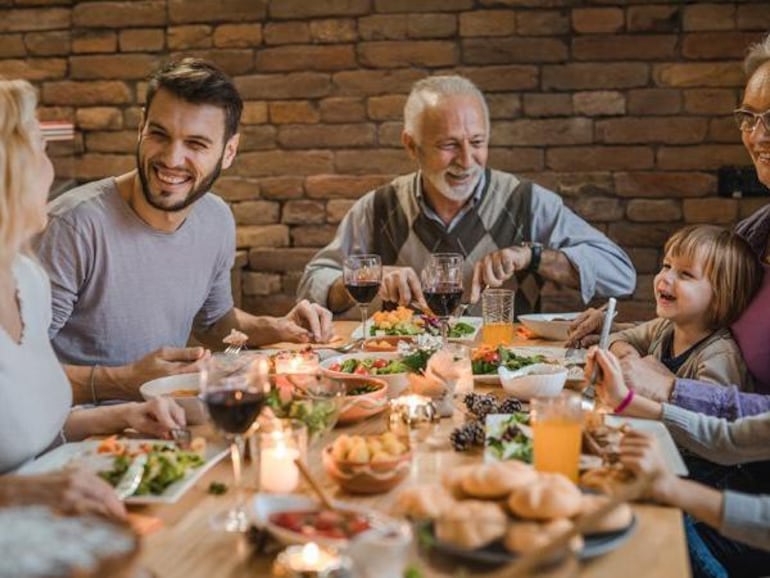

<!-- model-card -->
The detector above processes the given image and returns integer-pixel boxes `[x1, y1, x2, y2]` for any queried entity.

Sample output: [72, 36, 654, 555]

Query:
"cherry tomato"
[372, 359, 388, 369]
[354, 366, 370, 376]
[328, 363, 341, 372]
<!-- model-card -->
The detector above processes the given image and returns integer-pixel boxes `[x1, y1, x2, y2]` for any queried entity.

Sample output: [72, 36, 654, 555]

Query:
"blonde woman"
[0, 79, 184, 518]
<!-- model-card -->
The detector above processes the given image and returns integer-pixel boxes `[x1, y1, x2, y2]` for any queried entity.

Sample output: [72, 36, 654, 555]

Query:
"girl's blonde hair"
[0, 78, 41, 263]
[664, 224, 761, 329]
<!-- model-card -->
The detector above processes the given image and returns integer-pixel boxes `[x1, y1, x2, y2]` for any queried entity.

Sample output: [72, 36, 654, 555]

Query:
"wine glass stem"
[231, 435, 245, 512]
[441, 318, 449, 345]
[359, 303, 369, 342]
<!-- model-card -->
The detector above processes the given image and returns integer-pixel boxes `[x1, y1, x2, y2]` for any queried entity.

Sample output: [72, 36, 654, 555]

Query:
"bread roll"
[508, 473, 582, 520]
[504, 518, 583, 553]
[576, 494, 633, 534]
[434, 500, 507, 550]
[461, 461, 538, 500]
[441, 464, 477, 499]
[393, 484, 454, 520]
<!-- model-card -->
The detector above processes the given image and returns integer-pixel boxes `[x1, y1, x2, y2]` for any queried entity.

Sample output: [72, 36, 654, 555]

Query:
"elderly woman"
[0, 79, 185, 518]
[570, 34, 770, 419]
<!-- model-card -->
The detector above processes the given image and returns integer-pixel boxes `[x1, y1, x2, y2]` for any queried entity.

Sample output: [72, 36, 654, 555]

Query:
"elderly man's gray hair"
[403, 75, 489, 139]
[745, 33, 770, 77]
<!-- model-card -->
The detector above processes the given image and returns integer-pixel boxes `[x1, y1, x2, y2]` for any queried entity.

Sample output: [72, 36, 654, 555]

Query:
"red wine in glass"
[423, 284, 463, 317]
[344, 281, 381, 304]
[204, 389, 267, 435]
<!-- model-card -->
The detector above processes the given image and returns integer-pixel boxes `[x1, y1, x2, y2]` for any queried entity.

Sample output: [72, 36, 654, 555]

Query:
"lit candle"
[260, 431, 300, 493]
[273, 542, 353, 577]
[274, 351, 320, 375]
[388, 394, 437, 440]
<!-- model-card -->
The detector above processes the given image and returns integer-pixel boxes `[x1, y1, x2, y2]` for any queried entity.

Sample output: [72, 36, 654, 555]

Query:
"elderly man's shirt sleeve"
[720, 491, 770, 551]
[297, 192, 376, 309]
[671, 379, 770, 419]
[529, 184, 636, 303]
[35, 216, 91, 339]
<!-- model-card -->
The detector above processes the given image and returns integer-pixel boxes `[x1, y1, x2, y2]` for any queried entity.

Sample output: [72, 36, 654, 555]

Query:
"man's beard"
[422, 165, 482, 203]
[136, 148, 224, 213]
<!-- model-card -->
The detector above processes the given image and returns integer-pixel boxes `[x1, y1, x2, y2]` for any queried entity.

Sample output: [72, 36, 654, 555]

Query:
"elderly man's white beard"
[422, 165, 483, 203]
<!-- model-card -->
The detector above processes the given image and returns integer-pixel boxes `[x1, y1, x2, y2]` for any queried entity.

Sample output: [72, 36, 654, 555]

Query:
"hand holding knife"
[585, 297, 617, 406]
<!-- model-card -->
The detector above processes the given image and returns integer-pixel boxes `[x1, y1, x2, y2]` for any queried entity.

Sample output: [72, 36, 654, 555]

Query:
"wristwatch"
[522, 242, 543, 273]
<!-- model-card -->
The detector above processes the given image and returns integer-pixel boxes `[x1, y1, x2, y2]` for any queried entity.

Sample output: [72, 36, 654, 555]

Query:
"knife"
[114, 453, 148, 500]
[584, 297, 617, 408]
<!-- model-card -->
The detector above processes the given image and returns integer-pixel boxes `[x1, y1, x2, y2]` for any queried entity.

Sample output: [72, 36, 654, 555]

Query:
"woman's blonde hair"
[664, 224, 761, 329]
[0, 78, 40, 263]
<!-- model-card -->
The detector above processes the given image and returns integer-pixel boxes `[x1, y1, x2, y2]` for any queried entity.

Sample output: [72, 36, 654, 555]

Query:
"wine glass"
[200, 352, 270, 532]
[421, 253, 464, 344]
[343, 254, 382, 344]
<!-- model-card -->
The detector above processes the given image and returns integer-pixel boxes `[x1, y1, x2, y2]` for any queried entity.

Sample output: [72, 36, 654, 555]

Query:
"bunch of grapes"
[449, 393, 525, 452]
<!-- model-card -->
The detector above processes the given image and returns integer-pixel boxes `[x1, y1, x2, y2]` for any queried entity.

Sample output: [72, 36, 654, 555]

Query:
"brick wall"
[6, 0, 769, 321]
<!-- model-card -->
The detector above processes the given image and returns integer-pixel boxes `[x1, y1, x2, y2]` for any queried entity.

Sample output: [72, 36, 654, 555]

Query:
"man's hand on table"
[379, 266, 428, 311]
[469, 246, 531, 303]
[621, 356, 675, 403]
[280, 299, 335, 343]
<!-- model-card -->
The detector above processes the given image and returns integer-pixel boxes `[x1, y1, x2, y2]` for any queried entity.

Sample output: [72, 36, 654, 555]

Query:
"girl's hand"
[585, 347, 629, 409]
[3, 470, 126, 520]
[619, 430, 676, 504]
[121, 397, 186, 438]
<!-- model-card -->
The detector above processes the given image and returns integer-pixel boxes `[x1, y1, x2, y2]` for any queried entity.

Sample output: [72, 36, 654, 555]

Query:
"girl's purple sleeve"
[671, 379, 770, 420]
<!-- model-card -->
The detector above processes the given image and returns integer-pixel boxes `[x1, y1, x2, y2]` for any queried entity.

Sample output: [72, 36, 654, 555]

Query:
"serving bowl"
[251, 493, 399, 548]
[334, 377, 389, 424]
[268, 374, 345, 442]
[518, 313, 580, 341]
[321, 352, 410, 399]
[139, 373, 205, 425]
[321, 437, 412, 494]
[362, 336, 415, 352]
[498, 363, 568, 400]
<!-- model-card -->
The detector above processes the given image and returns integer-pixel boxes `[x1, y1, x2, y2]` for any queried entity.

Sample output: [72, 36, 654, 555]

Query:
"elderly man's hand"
[469, 246, 530, 303]
[282, 299, 335, 343]
[620, 355, 675, 402]
[120, 397, 186, 439]
[619, 430, 673, 503]
[378, 266, 427, 310]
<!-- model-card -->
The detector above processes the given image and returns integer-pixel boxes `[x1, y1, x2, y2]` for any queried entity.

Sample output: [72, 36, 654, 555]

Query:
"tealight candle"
[274, 351, 320, 375]
[273, 542, 353, 578]
[388, 394, 438, 440]
[258, 421, 307, 493]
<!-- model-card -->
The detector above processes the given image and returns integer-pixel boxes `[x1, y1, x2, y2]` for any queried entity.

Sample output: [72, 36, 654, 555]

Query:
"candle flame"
[301, 542, 320, 565]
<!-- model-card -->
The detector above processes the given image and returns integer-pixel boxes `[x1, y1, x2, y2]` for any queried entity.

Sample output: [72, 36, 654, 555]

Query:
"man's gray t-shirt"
[36, 178, 235, 366]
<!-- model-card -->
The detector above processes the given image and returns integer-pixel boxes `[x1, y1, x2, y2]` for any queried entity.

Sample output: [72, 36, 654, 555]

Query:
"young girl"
[609, 224, 761, 389]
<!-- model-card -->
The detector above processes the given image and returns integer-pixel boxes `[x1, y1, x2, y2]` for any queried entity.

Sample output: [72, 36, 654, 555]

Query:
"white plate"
[518, 312, 581, 341]
[17, 439, 228, 504]
[604, 416, 688, 476]
[251, 493, 402, 549]
[320, 352, 410, 398]
[351, 315, 482, 341]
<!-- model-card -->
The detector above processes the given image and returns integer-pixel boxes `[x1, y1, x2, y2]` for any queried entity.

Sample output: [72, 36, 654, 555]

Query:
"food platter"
[17, 439, 228, 504]
[351, 314, 482, 341]
[472, 346, 585, 386]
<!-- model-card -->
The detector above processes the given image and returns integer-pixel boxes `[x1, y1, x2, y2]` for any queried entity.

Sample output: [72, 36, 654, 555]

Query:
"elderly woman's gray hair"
[744, 33, 770, 77]
[403, 75, 489, 139]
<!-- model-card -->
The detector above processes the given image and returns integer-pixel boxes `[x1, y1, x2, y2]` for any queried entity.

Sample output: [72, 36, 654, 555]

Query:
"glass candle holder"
[388, 394, 438, 442]
[273, 543, 353, 578]
[256, 419, 307, 494]
[273, 351, 321, 375]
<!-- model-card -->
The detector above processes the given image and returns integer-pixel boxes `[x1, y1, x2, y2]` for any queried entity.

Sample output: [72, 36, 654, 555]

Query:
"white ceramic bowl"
[251, 493, 399, 549]
[320, 352, 409, 398]
[139, 373, 206, 425]
[518, 313, 580, 341]
[498, 363, 568, 400]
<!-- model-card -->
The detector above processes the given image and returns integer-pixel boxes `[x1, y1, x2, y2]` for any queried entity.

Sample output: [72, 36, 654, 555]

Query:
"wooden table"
[139, 322, 690, 578]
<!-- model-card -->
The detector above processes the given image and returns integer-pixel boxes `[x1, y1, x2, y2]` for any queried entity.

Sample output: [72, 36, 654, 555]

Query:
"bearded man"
[298, 75, 636, 316]
[37, 58, 333, 404]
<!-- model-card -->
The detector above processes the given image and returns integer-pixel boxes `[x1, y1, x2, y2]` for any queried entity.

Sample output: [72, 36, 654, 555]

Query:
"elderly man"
[298, 75, 635, 316]
[37, 58, 333, 404]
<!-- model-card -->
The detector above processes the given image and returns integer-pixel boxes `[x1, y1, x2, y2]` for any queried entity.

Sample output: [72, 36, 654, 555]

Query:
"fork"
[224, 344, 243, 356]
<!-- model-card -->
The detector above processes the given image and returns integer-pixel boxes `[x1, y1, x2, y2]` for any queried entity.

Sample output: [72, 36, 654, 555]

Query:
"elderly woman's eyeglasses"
[734, 108, 770, 133]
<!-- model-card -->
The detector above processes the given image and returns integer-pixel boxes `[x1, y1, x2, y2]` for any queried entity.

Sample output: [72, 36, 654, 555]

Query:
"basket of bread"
[322, 432, 411, 494]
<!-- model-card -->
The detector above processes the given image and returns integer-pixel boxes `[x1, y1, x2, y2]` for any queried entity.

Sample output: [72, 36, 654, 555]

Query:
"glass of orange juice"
[531, 391, 583, 483]
[481, 288, 514, 346]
